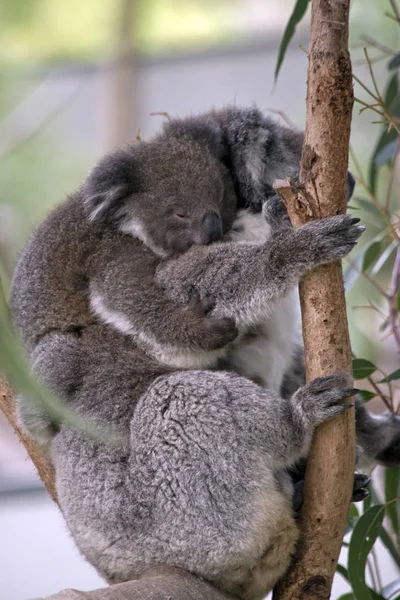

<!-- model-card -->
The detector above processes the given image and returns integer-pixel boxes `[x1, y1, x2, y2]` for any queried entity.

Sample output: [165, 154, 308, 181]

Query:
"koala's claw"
[293, 372, 355, 427]
[298, 214, 365, 266]
[292, 472, 371, 511]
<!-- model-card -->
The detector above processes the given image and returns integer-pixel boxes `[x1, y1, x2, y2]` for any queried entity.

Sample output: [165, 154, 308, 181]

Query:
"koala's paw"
[186, 287, 238, 349]
[293, 372, 356, 428]
[293, 472, 371, 512]
[263, 195, 291, 231]
[298, 215, 365, 265]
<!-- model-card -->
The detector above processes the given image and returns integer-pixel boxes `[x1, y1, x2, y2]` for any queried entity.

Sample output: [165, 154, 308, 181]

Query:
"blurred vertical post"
[107, 0, 139, 148]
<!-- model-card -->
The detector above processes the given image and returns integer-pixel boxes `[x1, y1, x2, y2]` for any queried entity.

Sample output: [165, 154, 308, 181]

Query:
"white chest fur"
[227, 210, 301, 393]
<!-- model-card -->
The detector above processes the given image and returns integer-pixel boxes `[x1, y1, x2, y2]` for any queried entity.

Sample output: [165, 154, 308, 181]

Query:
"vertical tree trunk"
[107, 0, 139, 149]
[273, 1, 355, 599]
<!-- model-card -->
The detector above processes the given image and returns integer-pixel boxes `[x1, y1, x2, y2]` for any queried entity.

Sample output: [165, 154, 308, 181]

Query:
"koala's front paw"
[297, 215, 365, 265]
[204, 315, 239, 349]
[185, 287, 238, 349]
[263, 195, 291, 231]
[293, 372, 356, 428]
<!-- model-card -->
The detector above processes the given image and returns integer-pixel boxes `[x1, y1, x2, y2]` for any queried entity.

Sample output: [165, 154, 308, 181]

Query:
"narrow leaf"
[375, 140, 398, 168]
[353, 358, 377, 379]
[385, 468, 400, 534]
[274, 0, 310, 82]
[369, 74, 399, 193]
[358, 390, 377, 402]
[378, 368, 400, 383]
[388, 52, 400, 71]
[348, 505, 385, 600]
[380, 526, 400, 569]
[363, 241, 382, 272]
[336, 563, 349, 581]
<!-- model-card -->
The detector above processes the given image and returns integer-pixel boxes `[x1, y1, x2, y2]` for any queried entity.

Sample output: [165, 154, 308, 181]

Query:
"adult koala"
[10, 107, 395, 599]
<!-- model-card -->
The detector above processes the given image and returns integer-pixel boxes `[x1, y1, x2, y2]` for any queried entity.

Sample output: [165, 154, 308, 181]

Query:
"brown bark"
[0, 375, 57, 502]
[107, 0, 139, 149]
[273, 1, 355, 599]
[36, 566, 234, 600]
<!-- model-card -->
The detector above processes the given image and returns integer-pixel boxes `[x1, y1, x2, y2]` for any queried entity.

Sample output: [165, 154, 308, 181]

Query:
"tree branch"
[273, 1, 355, 599]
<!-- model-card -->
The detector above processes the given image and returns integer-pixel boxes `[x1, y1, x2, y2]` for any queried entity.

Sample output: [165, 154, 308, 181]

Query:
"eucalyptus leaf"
[358, 390, 377, 402]
[353, 358, 377, 379]
[369, 74, 399, 194]
[378, 369, 400, 383]
[375, 140, 398, 168]
[348, 505, 385, 600]
[363, 241, 382, 272]
[380, 527, 400, 570]
[337, 563, 349, 581]
[385, 468, 400, 535]
[388, 52, 400, 71]
[274, 0, 310, 82]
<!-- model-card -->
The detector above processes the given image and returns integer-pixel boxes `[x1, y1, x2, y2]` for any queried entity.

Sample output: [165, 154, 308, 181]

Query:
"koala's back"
[11, 195, 98, 351]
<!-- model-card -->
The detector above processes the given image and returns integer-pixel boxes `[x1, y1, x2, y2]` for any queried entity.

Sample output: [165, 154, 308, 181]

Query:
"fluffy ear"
[83, 148, 138, 221]
[159, 116, 227, 161]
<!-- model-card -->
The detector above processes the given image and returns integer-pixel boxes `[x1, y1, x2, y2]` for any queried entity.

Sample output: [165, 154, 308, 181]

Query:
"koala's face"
[84, 139, 237, 257]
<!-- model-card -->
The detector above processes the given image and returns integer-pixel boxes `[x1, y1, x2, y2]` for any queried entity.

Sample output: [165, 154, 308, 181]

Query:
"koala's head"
[83, 124, 237, 257]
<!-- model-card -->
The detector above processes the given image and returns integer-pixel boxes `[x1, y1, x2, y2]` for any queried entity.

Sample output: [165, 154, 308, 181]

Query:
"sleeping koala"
[10, 106, 396, 599]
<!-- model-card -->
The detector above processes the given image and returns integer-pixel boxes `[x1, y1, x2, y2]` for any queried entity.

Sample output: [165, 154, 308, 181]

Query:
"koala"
[10, 106, 397, 599]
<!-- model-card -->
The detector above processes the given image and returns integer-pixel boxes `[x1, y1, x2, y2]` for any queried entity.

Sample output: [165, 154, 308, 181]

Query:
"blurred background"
[0, 1, 399, 598]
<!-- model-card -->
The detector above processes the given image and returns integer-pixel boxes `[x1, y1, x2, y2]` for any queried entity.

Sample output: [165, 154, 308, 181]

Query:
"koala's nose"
[202, 212, 223, 243]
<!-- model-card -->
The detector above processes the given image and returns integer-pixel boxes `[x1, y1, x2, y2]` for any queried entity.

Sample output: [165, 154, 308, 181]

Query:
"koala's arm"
[281, 346, 400, 470]
[88, 240, 237, 357]
[156, 215, 364, 329]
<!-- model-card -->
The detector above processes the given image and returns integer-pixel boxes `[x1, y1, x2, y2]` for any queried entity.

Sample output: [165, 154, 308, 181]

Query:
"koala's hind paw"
[292, 472, 371, 511]
[293, 372, 355, 428]
[352, 473, 371, 503]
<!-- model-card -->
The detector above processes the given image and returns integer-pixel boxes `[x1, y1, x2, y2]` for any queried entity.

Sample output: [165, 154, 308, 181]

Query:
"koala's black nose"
[202, 212, 222, 243]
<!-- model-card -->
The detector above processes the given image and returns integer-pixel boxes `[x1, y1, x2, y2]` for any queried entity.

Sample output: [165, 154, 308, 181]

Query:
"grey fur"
[10, 106, 398, 599]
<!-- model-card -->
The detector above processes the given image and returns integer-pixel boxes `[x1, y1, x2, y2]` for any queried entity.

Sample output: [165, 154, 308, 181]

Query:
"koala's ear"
[83, 148, 138, 221]
[160, 117, 227, 161]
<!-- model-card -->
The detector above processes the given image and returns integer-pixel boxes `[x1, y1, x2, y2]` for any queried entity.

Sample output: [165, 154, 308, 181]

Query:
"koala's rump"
[51, 368, 298, 599]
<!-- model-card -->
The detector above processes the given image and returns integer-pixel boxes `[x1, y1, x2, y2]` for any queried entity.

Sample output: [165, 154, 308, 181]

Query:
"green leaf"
[385, 73, 399, 108]
[375, 139, 398, 168]
[336, 595, 355, 600]
[362, 241, 381, 272]
[274, 0, 310, 82]
[378, 368, 400, 383]
[369, 74, 399, 194]
[397, 292, 400, 312]
[353, 358, 377, 380]
[380, 526, 400, 570]
[388, 52, 400, 71]
[385, 468, 400, 534]
[336, 563, 349, 581]
[348, 505, 385, 600]
[358, 390, 377, 402]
